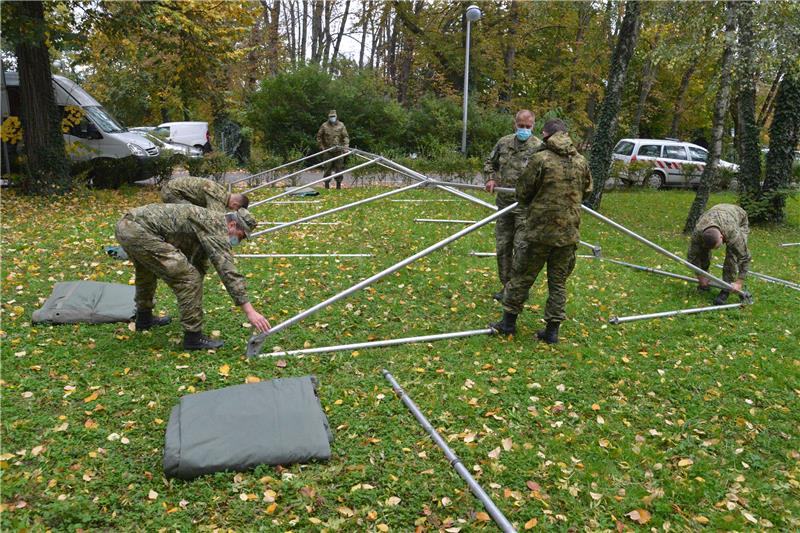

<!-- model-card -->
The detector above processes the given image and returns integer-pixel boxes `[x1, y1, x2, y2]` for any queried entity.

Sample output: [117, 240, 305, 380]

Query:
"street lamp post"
[461, 4, 482, 155]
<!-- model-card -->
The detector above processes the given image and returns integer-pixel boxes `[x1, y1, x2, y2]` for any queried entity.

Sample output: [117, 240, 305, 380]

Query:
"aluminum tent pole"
[258, 221, 341, 226]
[229, 146, 338, 186]
[270, 200, 322, 205]
[610, 303, 745, 325]
[414, 218, 484, 224]
[714, 264, 800, 291]
[252, 181, 426, 237]
[469, 251, 497, 257]
[579, 204, 750, 300]
[382, 370, 517, 533]
[236, 253, 372, 258]
[350, 149, 497, 210]
[246, 202, 517, 356]
[243, 150, 352, 195]
[578, 255, 728, 288]
[249, 158, 379, 208]
[257, 328, 494, 358]
[779, 243, 800, 247]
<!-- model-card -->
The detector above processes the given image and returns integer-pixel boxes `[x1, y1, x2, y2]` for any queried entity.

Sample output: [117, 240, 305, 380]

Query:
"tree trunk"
[630, 55, 657, 137]
[301, 0, 308, 63]
[585, 0, 641, 210]
[311, 0, 323, 63]
[15, 1, 71, 195]
[500, 0, 520, 103]
[566, 2, 592, 114]
[322, 0, 333, 67]
[331, 0, 351, 68]
[736, 3, 761, 208]
[755, 66, 800, 223]
[757, 62, 784, 128]
[669, 57, 700, 138]
[683, 1, 737, 233]
[386, 6, 399, 83]
[358, 0, 371, 68]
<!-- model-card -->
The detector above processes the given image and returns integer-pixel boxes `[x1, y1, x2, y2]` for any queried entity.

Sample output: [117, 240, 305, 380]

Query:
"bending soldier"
[490, 119, 592, 344]
[483, 110, 542, 300]
[316, 109, 350, 189]
[161, 176, 249, 212]
[115, 204, 270, 350]
[687, 203, 751, 304]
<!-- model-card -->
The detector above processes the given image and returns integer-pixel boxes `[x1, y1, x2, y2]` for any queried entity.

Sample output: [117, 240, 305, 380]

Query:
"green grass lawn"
[2, 184, 798, 532]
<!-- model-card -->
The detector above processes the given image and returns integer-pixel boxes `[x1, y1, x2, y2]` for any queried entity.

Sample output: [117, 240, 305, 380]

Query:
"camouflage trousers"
[115, 216, 206, 333]
[502, 240, 577, 323]
[322, 150, 346, 183]
[495, 195, 526, 286]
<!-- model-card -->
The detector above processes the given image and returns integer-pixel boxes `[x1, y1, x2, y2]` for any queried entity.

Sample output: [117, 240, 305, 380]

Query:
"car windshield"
[688, 147, 708, 162]
[82, 106, 126, 134]
[613, 141, 635, 156]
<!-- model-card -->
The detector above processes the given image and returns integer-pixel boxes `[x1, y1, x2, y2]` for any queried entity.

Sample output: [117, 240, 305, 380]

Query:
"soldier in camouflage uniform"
[687, 203, 750, 304]
[483, 110, 542, 300]
[115, 204, 270, 350]
[316, 109, 350, 189]
[490, 119, 592, 344]
[161, 175, 249, 212]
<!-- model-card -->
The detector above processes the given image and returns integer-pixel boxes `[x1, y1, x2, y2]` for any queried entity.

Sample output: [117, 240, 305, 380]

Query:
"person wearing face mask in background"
[316, 109, 350, 189]
[114, 204, 270, 350]
[483, 109, 542, 300]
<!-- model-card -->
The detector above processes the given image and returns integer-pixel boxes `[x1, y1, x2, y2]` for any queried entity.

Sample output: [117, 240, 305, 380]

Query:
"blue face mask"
[516, 127, 532, 141]
[229, 236, 240, 247]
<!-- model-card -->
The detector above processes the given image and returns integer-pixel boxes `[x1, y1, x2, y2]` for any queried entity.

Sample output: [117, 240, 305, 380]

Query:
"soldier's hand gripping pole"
[246, 202, 518, 356]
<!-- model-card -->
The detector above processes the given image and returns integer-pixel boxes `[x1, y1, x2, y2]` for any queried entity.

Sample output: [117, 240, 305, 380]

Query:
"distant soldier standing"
[115, 204, 270, 350]
[161, 175, 249, 212]
[316, 109, 350, 189]
[687, 203, 751, 304]
[490, 119, 592, 344]
[483, 109, 542, 300]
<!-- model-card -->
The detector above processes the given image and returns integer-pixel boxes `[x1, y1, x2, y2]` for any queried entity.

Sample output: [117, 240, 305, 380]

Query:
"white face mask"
[329, 117, 337, 124]
[228, 236, 240, 247]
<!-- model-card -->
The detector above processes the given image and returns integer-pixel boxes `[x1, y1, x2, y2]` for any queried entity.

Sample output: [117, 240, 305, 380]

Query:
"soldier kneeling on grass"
[115, 203, 270, 350]
[161, 175, 249, 213]
[490, 119, 592, 344]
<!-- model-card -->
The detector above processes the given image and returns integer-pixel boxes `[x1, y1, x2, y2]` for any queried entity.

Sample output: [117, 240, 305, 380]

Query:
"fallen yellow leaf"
[218, 364, 230, 377]
[524, 517, 538, 529]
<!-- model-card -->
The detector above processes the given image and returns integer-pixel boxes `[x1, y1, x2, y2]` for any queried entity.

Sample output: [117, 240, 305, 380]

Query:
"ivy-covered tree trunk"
[735, 0, 763, 209]
[15, 0, 71, 195]
[585, 0, 641, 210]
[755, 66, 800, 223]
[683, 1, 737, 234]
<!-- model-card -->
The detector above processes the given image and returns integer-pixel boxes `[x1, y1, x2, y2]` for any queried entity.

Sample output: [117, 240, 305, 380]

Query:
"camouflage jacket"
[516, 131, 592, 247]
[160, 176, 230, 212]
[687, 203, 751, 278]
[316, 121, 350, 150]
[126, 204, 249, 305]
[483, 134, 543, 202]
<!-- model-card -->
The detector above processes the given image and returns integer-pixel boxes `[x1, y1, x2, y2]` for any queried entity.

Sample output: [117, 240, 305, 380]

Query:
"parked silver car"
[129, 128, 202, 158]
[612, 138, 739, 188]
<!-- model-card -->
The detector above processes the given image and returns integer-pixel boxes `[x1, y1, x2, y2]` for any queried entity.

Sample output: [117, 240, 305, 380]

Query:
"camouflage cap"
[228, 208, 257, 238]
[328, 109, 337, 117]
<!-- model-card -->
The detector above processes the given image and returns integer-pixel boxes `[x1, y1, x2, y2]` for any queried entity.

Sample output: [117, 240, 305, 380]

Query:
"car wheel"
[647, 171, 665, 189]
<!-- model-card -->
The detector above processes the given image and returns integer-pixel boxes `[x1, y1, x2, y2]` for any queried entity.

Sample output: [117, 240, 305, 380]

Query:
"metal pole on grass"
[236, 253, 372, 259]
[577, 255, 727, 288]
[246, 203, 517, 356]
[251, 181, 426, 237]
[249, 158, 378, 208]
[230, 147, 338, 186]
[383, 370, 517, 533]
[243, 150, 352, 195]
[609, 303, 744, 325]
[259, 221, 341, 226]
[257, 328, 494, 358]
[779, 243, 800, 247]
[714, 264, 800, 291]
[415, 218, 486, 224]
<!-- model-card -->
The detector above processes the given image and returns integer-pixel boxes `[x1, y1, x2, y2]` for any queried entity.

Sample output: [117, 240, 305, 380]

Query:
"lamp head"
[466, 5, 482, 22]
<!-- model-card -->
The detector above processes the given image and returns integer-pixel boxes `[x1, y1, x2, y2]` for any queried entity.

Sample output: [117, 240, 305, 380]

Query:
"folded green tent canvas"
[163, 376, 333, 480]
[32, 281, 136, 324]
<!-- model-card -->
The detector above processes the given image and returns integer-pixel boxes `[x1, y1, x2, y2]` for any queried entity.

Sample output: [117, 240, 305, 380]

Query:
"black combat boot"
[489, 311, 517, 335]
[335, 179, 342, 190]
[183, 331, 224, 351]
[535, 321, 560, 344]
[492, 290, 504, 301]
[324, 180, 331, 189]
[135, 309, 171, 331]
[713, 290, 730, 305]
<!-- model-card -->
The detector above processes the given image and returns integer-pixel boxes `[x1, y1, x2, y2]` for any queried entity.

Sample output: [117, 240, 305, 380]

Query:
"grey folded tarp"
[163, 376, 333, 480]
[32, 281, 135, 324]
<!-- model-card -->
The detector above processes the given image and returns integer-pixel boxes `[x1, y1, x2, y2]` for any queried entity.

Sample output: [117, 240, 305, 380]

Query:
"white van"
[153, 122, 211, 153]
[1, 72, 159, 163]
[612, 138, 739, 188]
